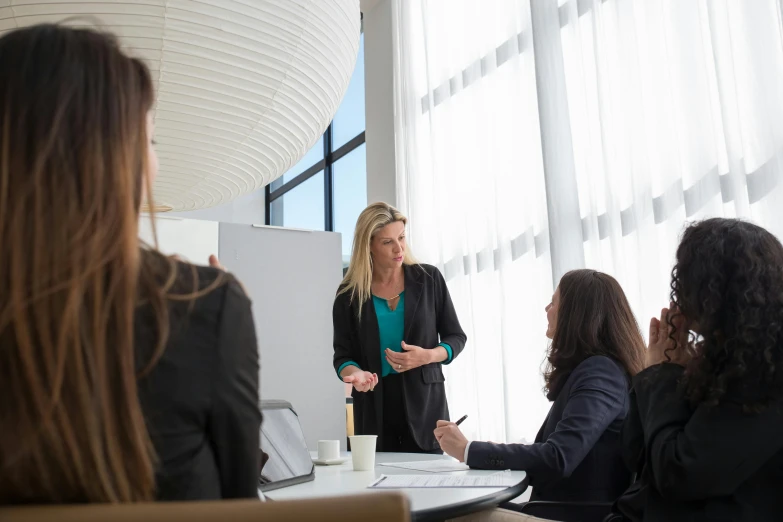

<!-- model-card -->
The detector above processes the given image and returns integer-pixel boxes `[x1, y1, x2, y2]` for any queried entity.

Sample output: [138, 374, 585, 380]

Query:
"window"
[266, 34, 367, 268]
[333, 144, 367, 266]
[269, 171, 326, 231]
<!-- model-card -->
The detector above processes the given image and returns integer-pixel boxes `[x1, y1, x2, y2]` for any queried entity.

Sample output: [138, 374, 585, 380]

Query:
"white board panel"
[219, 224, 346, 450]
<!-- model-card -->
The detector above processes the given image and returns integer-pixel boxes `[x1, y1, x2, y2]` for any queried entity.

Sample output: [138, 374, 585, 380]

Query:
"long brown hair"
[0, 24, 195, 503]
[544, 269, 646, 399]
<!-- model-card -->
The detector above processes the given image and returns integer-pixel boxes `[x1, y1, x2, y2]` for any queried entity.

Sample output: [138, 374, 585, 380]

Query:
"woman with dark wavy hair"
[0, 25, 261, 503]
[437, 269, 645, 509]
[615, 218, 783, 522]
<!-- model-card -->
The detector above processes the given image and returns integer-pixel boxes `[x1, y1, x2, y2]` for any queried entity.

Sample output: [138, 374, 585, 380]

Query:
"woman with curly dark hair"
[437, 269, 646, 511]
[615, 218, 783, 522]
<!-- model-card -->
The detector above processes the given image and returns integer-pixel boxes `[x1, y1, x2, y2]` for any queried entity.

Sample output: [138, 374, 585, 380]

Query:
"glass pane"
[332, 34, 365, 149]
[270, 171, 325, 231]
[334, 144, 367, 267]
[283, 137, 324, 184]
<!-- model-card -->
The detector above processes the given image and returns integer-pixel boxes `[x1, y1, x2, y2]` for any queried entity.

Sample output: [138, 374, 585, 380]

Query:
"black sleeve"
[468, 357, 627, 483]
[208, 277, 261, 498]
[432, 266, 467, 359]
[332, 293, 359, 377]
[634, 363, 783, 501]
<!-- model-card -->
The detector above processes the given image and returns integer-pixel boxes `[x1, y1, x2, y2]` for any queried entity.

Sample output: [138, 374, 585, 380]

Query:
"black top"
[135, 261, 261, 500]
[616, 363, 783, 522]
[332, 263, 467, 451]
[467, 356, 631, 503]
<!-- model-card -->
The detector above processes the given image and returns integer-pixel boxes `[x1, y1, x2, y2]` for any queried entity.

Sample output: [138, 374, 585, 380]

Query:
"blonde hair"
[339, 202, 416, 316]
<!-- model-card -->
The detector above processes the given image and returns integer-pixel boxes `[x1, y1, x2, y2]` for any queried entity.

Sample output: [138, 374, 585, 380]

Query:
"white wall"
[363, 0, 398, 207]
[138, 215, 219, 265]
[171, 187, 265, 225]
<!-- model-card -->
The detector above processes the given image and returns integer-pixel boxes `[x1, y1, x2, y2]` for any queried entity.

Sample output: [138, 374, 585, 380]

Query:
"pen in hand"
[455, 414, 468, 426]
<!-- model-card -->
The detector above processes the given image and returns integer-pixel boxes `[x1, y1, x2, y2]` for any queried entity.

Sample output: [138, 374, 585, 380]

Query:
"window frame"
[264, 127, 366, 231]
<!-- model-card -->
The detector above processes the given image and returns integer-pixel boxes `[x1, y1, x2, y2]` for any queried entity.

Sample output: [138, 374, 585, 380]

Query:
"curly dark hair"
[544, 269, 646, 400]
[671, 218, 783, 410]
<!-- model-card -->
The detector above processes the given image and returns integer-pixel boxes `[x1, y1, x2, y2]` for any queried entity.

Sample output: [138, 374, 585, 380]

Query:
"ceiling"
[0, 0, 361, 211]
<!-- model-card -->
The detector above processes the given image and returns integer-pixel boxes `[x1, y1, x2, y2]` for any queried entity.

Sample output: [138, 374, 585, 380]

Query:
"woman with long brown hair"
[437, 269, 645, 508]
[0, 24, 261, 503]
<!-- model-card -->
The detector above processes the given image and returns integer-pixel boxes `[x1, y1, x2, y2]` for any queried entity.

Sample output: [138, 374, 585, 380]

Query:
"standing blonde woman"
[333, 202, 466, 453]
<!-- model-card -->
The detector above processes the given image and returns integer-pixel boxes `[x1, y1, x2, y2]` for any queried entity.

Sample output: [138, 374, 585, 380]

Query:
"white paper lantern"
[0, 0, 361, 211]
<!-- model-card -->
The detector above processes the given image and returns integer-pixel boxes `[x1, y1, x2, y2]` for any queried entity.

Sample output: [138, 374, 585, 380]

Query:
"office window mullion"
[264, 184, 271, 225]
[324, 124, 335, 232]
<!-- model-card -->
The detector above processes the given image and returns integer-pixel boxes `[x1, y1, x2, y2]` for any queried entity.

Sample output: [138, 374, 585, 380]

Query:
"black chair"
[500, 470, 638, 521]
[501, 500, 620, 522]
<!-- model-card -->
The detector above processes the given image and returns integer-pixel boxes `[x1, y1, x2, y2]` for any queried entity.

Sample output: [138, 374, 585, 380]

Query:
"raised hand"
[209, 254, 225, 270]
[343, 371, 379, 392]
[646, 305, 691, 368]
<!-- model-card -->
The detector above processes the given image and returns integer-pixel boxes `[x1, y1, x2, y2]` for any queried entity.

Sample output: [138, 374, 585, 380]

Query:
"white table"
[264, 452, 528, 521]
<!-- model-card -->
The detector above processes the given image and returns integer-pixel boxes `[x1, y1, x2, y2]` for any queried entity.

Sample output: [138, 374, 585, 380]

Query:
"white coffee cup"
[317, 440, 340, 462]
[349, 435, 378, 471]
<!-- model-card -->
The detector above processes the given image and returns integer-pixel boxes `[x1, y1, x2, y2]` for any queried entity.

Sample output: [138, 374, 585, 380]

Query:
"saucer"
[312, 456, 349, 466]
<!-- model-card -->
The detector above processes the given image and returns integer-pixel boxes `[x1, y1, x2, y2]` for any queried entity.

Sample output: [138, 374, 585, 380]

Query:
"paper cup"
[349, 435, 378, 471]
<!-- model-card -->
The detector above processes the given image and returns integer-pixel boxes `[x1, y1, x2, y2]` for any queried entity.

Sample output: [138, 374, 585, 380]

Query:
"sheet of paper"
[368, 472, 517, 489]
[379, 460, 470, 473]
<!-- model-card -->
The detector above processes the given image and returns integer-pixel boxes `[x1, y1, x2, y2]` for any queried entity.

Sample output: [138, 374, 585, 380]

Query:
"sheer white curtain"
[556, 0, 783, 332]
[393, 0, 783, 444]
[393, 0, 553, 443]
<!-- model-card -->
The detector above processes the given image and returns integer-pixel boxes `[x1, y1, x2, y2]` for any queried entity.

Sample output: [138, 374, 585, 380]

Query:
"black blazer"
[467, 356, 631, 503]
[332, 263, 467, 451]
[135, 261, 261, 501]
[615, 363, 783, 522]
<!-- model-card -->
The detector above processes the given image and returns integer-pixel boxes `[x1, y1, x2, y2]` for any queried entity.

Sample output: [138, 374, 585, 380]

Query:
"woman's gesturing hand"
[646, 305, 692, 368]
[385, 341, 433, 372]
[343, 371, 379, 392]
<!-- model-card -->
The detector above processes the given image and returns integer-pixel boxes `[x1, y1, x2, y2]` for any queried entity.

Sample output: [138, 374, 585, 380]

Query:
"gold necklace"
[372, 292, 401, 302]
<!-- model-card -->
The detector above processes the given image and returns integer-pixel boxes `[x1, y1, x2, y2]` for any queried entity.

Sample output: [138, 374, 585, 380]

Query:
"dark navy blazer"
[467, 355, 631, 502]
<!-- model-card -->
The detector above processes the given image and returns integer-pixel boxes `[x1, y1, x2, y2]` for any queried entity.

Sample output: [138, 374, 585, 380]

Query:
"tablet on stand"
[258, 400, 316, 492]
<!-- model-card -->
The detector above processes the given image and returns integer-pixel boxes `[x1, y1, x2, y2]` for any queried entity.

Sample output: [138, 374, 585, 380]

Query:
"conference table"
[264, 451, 529, 521]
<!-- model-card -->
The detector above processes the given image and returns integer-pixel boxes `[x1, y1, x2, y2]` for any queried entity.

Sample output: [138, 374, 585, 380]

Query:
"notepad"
[379, 460, 470, 473]
[368, 472, 517, 489]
